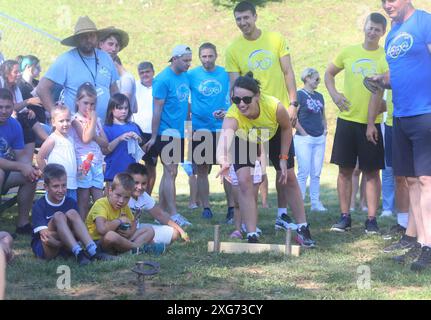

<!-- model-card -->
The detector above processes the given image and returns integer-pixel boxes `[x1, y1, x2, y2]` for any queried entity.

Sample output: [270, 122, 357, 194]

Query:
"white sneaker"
[311, 202, 328, 212]
[380, 210, 393, 218]
[171, 213, 192, 227]
[361, 206, 368, 212]
[241, 223, 262, 236]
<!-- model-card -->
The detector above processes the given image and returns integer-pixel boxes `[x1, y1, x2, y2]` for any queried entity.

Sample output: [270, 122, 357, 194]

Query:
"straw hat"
[61, 16, 98, 47]
[98, 26, 129, 51]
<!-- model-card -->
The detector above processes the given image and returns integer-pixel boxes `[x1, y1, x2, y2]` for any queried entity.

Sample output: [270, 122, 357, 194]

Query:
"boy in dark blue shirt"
[31, 163, 112, 265]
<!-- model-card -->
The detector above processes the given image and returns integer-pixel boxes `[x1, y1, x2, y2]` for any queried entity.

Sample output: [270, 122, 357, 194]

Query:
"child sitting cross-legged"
[127, 163, 190, 246]
[85, 173, 166, 255]
[31, 164, 114, 266]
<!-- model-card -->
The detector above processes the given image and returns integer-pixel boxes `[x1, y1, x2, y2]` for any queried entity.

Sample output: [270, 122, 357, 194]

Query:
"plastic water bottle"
[80, 152, 94, 176]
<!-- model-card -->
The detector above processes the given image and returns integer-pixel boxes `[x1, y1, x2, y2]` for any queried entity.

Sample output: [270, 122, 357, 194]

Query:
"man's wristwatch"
[289, 101, 299, 108]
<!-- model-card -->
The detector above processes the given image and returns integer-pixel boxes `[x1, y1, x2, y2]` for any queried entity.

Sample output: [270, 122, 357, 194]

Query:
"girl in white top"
[36, 104, 78, 201]
[71, 83, 108, 220]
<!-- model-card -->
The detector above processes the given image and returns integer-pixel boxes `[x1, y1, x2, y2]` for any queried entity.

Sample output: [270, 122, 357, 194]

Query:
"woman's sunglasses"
[231, 95, 254, 105]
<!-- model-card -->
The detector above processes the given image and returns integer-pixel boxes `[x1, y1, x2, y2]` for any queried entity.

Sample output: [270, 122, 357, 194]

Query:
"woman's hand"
[216, 162, 232, 184]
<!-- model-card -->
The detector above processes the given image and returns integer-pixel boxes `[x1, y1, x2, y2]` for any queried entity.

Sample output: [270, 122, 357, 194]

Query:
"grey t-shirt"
[296, 89, 325, 137]
[117, 72, 137, 113]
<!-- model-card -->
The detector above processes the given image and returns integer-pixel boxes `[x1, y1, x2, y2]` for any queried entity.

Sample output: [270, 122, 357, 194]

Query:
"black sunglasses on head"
[231, 95, 254, 105]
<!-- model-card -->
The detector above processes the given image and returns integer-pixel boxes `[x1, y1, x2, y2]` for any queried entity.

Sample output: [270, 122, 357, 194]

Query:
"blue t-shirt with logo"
[188, 66, 230, 131]
[296, 89, 325, 137]
[152, 67, 190, 138]
[385, 10, 431, 117]
[0, 117, 24, 160]
[44, 48, 119, 121]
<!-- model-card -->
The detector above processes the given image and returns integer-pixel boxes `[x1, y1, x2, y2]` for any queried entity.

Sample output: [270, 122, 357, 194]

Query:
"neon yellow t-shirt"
[225, 94, 279, 143]
[86, 197, 134, 240]
[333, 44, 388, 124]
[225, 31, 290, 107]
[385, 90, 393, 127]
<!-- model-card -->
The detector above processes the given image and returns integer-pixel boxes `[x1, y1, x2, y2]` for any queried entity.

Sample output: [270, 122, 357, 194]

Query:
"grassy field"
[2, 0, 431, 300]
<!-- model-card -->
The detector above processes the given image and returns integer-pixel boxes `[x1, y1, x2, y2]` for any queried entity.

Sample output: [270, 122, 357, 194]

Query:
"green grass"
[2, 0, 431, 300]
[3, 163, 431, 300]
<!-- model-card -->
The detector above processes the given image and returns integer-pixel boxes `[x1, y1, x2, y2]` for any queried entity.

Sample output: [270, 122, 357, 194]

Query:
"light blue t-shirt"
[44, 48, 119, 121]
[152, 67, 190, 138]
[385, 9, 431, 117]
[188, 66, 230, 131]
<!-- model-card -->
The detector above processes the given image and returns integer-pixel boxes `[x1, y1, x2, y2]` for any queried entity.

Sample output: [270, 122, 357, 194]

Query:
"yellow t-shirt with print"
[225, 31, 290, 107]
[333, 44, 388, 124]
[385, 90, 393, 127]
[225, 94, 279, 143]
[85, 197, 134, 240]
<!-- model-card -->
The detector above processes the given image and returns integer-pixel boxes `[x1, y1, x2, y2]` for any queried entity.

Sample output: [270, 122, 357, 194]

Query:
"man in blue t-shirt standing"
[0, 88, 39, 235]
[371, 1, 431, 271]
[37, 16, 119, 121]
[188, 42, 232, 220]
[143, 45, 192, 227]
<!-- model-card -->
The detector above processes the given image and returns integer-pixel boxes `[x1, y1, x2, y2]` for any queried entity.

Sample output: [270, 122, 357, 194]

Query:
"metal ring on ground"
[132, 261, 160, 276]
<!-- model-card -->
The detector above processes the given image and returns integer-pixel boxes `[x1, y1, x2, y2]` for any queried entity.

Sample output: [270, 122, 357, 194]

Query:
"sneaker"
[330, 214, 351, 232]
[383, 235, 417, 253]
[229, 230, 243, 239]
[142, 243, 166, 256]
[295, 224, 316, 248]
[15, 223, 33, 235]
[275, 213, 298, 231]
[380, 210, 393, 218]
[411, 246, 431, 272]
[349, 207, 355, 213]
[225, 207, 234, 224]
[311, 202, 328, 212]
[90, 246, 118, 261]
[392, 242, 422, 264]
[361, 206, 368, 213]
[172, 213, 192, 227]
[365, 217, 380, 234]
[247, 234, 259, 243]
[201, 207, 213, 219]
[76, 250, 92, 266]
[241, 224, 262, 236]
[382, 224, 406, 240]
[188, 203, 199, 209]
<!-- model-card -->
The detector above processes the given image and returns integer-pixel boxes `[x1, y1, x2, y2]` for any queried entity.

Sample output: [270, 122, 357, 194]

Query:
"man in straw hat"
[37, 16, 119, 121]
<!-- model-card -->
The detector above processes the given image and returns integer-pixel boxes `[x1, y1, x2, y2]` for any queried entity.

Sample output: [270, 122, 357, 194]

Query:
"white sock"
[278, 208, 287, 218]
[397, 212, 408, 228]
[297, 223, 307, 229]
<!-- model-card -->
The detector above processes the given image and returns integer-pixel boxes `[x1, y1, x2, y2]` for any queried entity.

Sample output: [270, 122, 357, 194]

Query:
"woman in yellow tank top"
[216, 72, 292, 243]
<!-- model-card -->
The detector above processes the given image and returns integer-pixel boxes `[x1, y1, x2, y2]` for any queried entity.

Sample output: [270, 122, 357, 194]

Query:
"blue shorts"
[76, 161, 104, 189]
[384, 124, 392, 167]
[393, 113, 431, 177]
[31, 238, 71, 259]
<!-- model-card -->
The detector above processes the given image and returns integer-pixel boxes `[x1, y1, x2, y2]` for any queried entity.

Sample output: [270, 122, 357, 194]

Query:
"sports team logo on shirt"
[0, 138, 14, 160]
[386, 32, 414, 59]
[176, 83, 190, 102]
[352, 59, 378, 78]
[248, 49, 274, 71]
[198, 79, 222, 97]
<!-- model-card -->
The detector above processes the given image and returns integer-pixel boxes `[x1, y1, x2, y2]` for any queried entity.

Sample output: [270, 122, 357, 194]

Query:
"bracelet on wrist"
[279, 154, 289, 160]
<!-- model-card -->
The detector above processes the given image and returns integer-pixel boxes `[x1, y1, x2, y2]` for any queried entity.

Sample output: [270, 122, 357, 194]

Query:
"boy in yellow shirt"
[86, 173, 166, 255]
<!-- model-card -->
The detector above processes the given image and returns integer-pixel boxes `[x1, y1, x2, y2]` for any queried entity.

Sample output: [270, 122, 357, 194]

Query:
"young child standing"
[36, 104, 78, 201]
[103, 93, 143, 189]
[72, 83, 108, 220]
[85, 173, 166, 255]
[127, 163, 190, 245]
[31, 164, 113, 266]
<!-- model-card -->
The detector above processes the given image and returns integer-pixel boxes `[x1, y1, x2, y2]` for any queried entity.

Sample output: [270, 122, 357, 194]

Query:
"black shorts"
[140, 133, 158, 167]
[192, 130, 219, 165]
[153, 135, 185, 165]
[16, 113, 37, 144]
[393, 113, 431, 177]
[384, 124, 393, 167]
[330, 118, 385, 171]
[232, 127, 295, 172]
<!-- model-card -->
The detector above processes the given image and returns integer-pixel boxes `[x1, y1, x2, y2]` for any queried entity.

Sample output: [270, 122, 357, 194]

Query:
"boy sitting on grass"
[31, 164, 113, 266]
[127, 163, 190, 245]
[85, 172, 165, 255]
